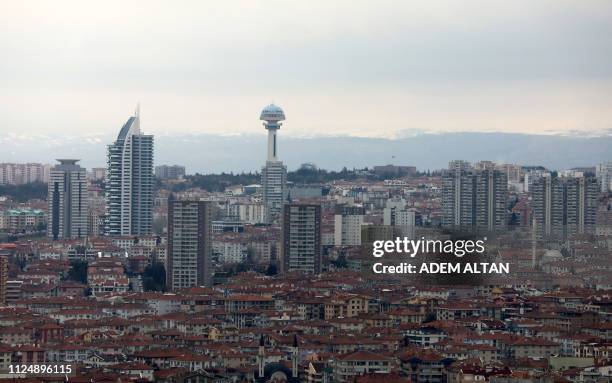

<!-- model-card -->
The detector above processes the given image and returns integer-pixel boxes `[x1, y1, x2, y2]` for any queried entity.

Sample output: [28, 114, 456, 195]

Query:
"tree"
[143, 262, 167, 292]
[265, 264, 278, 276]
[66, 260, 88, 284]
[331, 254, 348, 269]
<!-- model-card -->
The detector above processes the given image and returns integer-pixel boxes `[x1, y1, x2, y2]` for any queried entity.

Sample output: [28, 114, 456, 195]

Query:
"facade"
[228, 202, 265, 224]
[48, 159, 88, 240]
[0, 208, 45, 234]
[167, 196, 213, 290]
[383, 198, 416, 239]
[596, 162, 612, 192]
[260, 104, 288, 224]
[333, 351, 393, 383]
[442, 167, 507, 232]
[281, 203, 322, 274]
[0, 163, 50, 185]
[89, 167, 106, 181]
[0, 256, 7, 305]
[532, 175, 599, 240]
[155, 165, 186, 180]
[334, 205, 364, 246]
[106, 108, 154, 236]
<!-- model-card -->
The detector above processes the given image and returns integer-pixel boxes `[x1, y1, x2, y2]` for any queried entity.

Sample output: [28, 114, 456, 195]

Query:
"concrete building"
[334, 205, 364, 246]
[281, 203, 322, 274]
[155, 165, 186, 180]
[442, 167, 507, 232]
[260, 104, 288, 224]
[0, 208, 45, 234]
[0, 163, 50, 185]
[383, 204, 416, 239]
[596, 162, 612, 192]
[48, 159, 88, 240]
[227, 202, 265, 224]
[89, 168, 106, 181]
[531, 175, 599, 240]
[167, 196, 213, 290]
[106, 106, 154, 236]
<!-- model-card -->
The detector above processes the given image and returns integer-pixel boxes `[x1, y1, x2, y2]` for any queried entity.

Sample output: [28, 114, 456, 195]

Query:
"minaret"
[258, 334, 265, 378]
[291, 334, 298, 378]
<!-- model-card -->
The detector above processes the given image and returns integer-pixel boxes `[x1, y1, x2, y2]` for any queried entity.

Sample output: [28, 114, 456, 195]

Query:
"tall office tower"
[281, 203, 322, 274]
[106, 107, 154, 236]
[442, 167, 507, 232]
[260, 104, 288, 224]
[48, 159, 88, 240]
[334, 205, 364, 246]
[596, 162, 612, 192]
[532, 175, 599, 240]
[167, 195, 213, 290]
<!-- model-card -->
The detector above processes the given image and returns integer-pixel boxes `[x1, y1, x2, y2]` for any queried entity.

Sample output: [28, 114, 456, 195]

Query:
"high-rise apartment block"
[281, 203, 322, 274]
[334, 205, 364, 246]
[0, 163, 50, 185]
[260, 104, 288, 224]
[442, 164, 507, 232]
[167, 196, 213, 290]
[106, 107, 154, 236]
[155, 165, 186, 180]
[596, 162, 612, 192]
[531, 175, 599, 240]
[48, 159, 88, 240]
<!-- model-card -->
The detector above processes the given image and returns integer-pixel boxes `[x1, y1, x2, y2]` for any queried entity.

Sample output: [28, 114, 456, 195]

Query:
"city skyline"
[1, 1, 612, 141]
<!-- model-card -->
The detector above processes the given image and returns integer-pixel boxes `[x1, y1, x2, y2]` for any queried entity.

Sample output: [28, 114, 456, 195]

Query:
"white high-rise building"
[596, 162, 612, 192]
[48, 159, 88, 240]
[383, 200, 416, 239]
[106, 106, 154, 236]
[260, 104, 287, 224]
[334, 205, 364, 246]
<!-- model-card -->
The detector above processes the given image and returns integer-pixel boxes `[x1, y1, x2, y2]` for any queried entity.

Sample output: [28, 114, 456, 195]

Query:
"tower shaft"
[267, 128, 278, 162]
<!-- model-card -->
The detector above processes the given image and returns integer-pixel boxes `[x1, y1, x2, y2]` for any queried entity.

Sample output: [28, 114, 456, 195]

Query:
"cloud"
[0, 1, 611, 139]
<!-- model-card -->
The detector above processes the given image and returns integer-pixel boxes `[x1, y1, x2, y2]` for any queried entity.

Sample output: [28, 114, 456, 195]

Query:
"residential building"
[531, 175, 598, 239]
[155, 165, 186, 180]
[281, 203, 322, 274]
[48, 159, 88, 240]
[334, 205, 364, 246]
[442, 166, 507, 232]
[167, 196, 213, 290]
[596, 162, 612, 192]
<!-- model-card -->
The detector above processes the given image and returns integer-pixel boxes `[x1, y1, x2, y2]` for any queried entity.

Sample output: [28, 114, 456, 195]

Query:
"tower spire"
[135, 102, 140, 118]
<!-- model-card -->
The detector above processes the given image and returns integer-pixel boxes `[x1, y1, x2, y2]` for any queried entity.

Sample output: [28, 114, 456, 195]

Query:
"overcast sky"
[1, 0, 611, 141]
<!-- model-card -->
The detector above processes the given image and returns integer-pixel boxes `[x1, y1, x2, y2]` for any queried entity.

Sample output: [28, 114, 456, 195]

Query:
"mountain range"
[2, 132, 611, 173]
